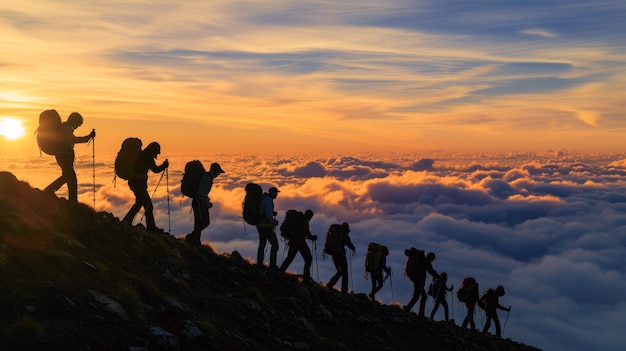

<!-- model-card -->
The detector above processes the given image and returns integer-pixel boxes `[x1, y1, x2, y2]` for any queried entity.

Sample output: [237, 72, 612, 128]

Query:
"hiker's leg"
[338, 255, 349, 293]
[494, 314, 502, 336]
[59, 153, 78, 202]
[442, 299, 449, 321]
[430, 301, 439, 319]
[483, 316, 492, 333]
[468, 303, 476, 329]
[301, 243, 312, 281]
[123, 180, 142, 224]
[256, 226, 269, 266]
[267, 230, 279, 268]
[279, 242, 298, 271]
[327, 255, 342, 288]
[405, 281, 420, 310]
[418, 288, 428, 317]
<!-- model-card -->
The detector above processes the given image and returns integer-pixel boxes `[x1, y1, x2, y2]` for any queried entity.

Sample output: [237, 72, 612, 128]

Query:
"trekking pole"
[91, 129, 95, 209]
[313, 240, 320, 282]
[388, 271, 395, 304]
[349, 252, 353, 292]
[503, 306, 511, 336]
[166, 167, 171, 233]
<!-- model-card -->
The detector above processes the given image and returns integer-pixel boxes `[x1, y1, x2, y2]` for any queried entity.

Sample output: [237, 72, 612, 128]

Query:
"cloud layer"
[4, 150, 626, 351]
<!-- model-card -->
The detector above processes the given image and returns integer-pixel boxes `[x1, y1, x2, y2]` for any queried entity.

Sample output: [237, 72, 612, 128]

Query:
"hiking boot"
[147, 226, 164, 234]
[185, 233, 201, 247]
[368, 293, 375, 301]
[327, 284, 334, 292]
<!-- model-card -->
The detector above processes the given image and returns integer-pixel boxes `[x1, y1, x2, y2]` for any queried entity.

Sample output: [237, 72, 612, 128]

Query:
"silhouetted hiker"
[256, 186, 280, 268]
[403, 249, 439, 318]
[480, 285, 511, 337]
[429, 272, 453, 322]
[324, 222, 355, 293]
[184, 162, 225, 247]
[43, 112, 95, 202]
[278, 209, 318, 282]
[457, 277, 480, 330]
[122, 142, 169, 233]
[365, 243, 391, 301]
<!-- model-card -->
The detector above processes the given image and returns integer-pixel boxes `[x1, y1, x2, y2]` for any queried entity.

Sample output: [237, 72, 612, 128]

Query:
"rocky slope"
[0, 171, 542, 351]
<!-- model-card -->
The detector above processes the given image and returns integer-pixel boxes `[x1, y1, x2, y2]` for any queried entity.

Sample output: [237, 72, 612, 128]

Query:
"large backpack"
[428, 276, 443, 297]
[323, 224, 347, 255]
[180, 160, 206, 198]
[457, 277, 479, 303]
[114, 138, 143, 180]
[242, 183, 264, 225]
[478, 288, 494, 310]
[36, 109, 63, 155]
[280, 209, 305, 240]
[404, 247, 425, 279]
[365, 242, 386, 272]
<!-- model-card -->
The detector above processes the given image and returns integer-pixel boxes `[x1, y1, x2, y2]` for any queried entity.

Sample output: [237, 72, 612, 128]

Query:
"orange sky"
[1, 1, 625, 158]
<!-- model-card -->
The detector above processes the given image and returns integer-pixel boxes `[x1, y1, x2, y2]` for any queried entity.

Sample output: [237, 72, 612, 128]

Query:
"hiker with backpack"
[184, 162, 225, 247]
[428, 272, 453, 322]
[40, 111, 96, 202]
[256, 186, 280, 269]
[365, 243, 391, 301]
[122, 142, 169, 233]
[324, 222, 355, 293]
[278, 209, 318, 283]
[402, 249, 439, 318]
[457, 277, 480, 330]
[479, 285, 511, 337]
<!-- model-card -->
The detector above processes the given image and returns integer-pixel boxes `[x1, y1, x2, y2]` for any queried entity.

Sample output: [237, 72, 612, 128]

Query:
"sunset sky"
[1, 0, 626, 156]
[1, 2, 626, 351]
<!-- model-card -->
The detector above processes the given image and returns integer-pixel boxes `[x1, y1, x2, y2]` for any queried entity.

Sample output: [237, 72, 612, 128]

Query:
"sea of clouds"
[3, 150, 626, 351]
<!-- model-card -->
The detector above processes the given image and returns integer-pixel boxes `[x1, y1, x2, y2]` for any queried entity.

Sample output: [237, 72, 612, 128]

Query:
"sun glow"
[0, 117, 26, 141]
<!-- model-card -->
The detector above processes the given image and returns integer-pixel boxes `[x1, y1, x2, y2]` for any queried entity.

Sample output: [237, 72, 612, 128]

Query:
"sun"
[0, 117, 26, 140]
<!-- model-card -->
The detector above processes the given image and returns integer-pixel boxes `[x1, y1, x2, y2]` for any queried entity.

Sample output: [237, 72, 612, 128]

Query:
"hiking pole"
[503, 306, 511, 336]
[349, 251, 353, 292]
[313, 240, 320, 282]
[91, 129, 95, 209]
[166, 167, 171, 233]
[388, 271, 395, 304]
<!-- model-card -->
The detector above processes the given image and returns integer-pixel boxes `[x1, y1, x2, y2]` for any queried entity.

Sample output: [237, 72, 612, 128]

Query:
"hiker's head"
[210, 162, 225, 176]
[304, 209, 314, 220]
[269, 186, 280, 198]
[440, 272, 447, 281]
[496, 285, 505, 296]
[145, 142, 161, 157]
[67, 112, 83, 128]
[341, 222, 350, 234]
[426, 252, 436, 262]
[382, 246, 389, 255]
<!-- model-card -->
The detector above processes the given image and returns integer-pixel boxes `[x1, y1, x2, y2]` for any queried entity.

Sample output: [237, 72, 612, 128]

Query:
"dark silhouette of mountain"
[0, 171, 542, 351]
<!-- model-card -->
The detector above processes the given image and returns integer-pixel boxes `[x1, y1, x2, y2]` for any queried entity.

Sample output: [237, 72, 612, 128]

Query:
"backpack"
[457, 277, 479, 303]
[478, 288, 494, 310]
[181, 160, 206, 198]
[365, 242, 386, 272]
[242, 183, 264, 225]
[36, 109, 63, 155]
[280, 209, 305, 240]
[323, 224, 347, 255]
[114, 138, 143, 180]
[404, 247, 425, 279]
[428, 277, 443, 297]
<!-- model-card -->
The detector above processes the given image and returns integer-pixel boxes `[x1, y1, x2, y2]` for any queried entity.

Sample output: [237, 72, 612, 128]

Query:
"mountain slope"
[0, 171, 542, 351]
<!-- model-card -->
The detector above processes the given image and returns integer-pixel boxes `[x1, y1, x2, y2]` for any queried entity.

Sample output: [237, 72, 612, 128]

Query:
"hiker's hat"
[269, 186, 280, 193]
[210, 162, 225, 174]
